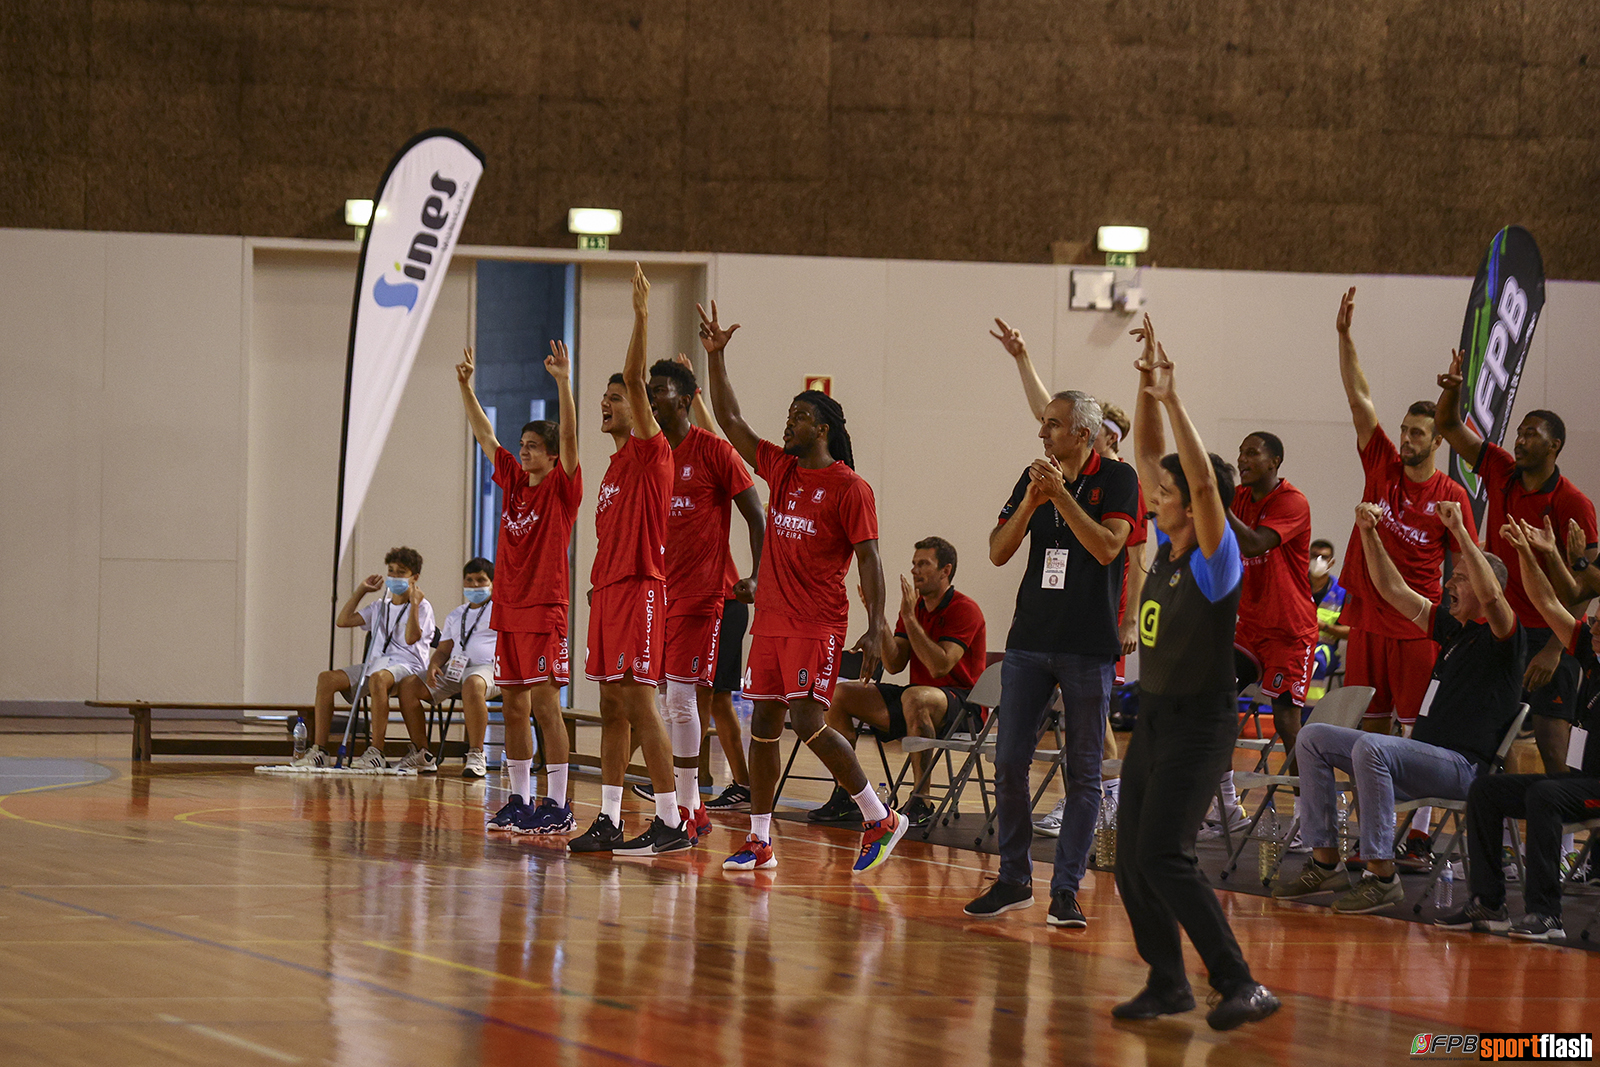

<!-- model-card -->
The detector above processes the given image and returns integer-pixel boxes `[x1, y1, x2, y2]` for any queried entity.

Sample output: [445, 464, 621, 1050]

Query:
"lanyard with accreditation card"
[1040, 467, 1092, 590]
[443, 603, 487, 683]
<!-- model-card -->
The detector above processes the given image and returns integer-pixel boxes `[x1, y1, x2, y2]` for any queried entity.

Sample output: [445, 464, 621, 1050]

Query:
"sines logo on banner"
[372, 172, 465, 313]
[1447, 225, 1546, 527]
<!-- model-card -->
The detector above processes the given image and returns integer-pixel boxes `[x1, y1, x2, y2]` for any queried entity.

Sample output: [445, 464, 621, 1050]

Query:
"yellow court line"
[0, 793, 149, 841]
[359, 941, 553, 991]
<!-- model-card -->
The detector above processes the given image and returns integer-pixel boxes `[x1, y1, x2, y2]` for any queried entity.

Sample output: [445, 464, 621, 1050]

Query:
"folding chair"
[902, 660, 1004, 837]
[772, 650, 889, 807]
[1407, 703, 1531, 913]
[1219, 685, 1374, 881]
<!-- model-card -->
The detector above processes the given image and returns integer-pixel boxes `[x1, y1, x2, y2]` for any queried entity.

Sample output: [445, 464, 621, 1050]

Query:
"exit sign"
[1105, 252, 1137, 267]
[577, 235, 610, 251]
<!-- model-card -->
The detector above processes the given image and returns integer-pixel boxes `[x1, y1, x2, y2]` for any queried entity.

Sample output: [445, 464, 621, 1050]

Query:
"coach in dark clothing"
[1110, 316, 1278, 1031]
[1441, 522, 1600, 941]
[962, 387, 1137, 928]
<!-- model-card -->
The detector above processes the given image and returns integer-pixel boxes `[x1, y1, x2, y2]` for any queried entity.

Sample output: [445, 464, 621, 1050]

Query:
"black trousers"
[1466, 772, 1600, 917]
[1114, 688, 1254, 996]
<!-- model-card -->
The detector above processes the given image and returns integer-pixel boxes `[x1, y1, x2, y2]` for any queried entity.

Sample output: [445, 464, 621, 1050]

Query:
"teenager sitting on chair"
[400, 557, 500, 779]
[294, 546, 436, 771]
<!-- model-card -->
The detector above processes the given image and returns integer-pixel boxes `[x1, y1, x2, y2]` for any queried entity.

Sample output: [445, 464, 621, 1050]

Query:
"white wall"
[3, 227, 1597, 706]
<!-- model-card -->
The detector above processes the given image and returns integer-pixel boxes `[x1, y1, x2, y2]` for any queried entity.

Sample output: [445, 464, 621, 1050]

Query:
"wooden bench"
[86, 701, 310, 762]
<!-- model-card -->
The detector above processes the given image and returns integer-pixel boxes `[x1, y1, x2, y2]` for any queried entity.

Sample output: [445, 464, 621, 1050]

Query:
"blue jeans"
[994, 649, 1113, 895]
[1297, 723, 1478, 859]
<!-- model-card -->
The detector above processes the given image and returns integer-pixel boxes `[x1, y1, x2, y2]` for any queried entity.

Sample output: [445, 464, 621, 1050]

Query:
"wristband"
[1576, 556, 1591, 572]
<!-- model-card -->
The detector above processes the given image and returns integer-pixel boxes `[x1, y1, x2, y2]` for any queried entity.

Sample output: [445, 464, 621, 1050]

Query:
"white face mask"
[1309, 557, 1332, 579]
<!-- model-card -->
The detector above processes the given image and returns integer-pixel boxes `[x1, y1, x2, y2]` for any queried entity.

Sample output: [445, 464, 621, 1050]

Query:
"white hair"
[1051, 390, 1103, 438]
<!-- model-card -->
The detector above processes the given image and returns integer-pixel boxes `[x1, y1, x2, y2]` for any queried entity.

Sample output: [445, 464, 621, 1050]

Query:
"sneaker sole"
[854, 813, 910, 875]
[1332, 894, 1404, 915]
[963, 896, 1034, 918]
[615, 838, 693, 857]
[1508, 929, 1563, 941]
[723, 855, 777, 871]
[1435, 919, 1510, 933]
[462, 771, 486, 780]
[1046, 914, 1088, 928]
[707, 802, 752, 813]
[567, 838, 623, 853]
[1033, 824, 1062, 838]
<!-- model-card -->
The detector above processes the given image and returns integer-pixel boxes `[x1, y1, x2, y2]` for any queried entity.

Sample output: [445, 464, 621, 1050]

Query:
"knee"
[902, 689, 940, 736]
[368, 672, 393, 697]
[464, 675, 488, 699]
[1524, 780, 1562, 818]
[317, 670, 342, 694]
[749, 704, 784, 739]
[1349, 735, 1389, 774]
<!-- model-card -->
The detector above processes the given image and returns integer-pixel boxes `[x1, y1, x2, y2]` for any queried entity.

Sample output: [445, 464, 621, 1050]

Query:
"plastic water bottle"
[1437, 860, 1455, 908]
[292, 716, 308, 760]
[877, 782, 893, 813]
[1094, 795, 1117, 869]
[732, 691, 754, 761]
[1336, 791, 1354, 860]
[1258, 806, 1285, 883]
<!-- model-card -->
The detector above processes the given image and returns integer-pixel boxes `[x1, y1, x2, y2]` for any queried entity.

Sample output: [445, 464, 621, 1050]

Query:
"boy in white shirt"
[401, 558, 500, 779]
[293, 545, 436, 770]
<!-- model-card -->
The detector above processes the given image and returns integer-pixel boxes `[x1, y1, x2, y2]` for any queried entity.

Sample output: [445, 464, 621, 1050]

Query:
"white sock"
[1218, 770, 1241, 820]
[507, 758, 532, 802]
[544, 763, 569, 804]
[1562, 832, 1576, 854]
[750, 812, 772, 841]
[601, 785, 623, 823]
[655, 789, 682, 827]
[675, 766, 700, 813]
[854, 784, 889, 823]
[1410, 807, 1432, 834]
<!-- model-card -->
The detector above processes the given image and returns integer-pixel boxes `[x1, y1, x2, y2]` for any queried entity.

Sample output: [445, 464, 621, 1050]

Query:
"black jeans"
[1466, 772, 1600, 917]
[1114, 688, 1254, 997]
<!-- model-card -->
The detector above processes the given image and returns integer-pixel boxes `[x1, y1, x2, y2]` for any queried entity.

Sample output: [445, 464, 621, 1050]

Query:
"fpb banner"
[1447, 225, 1545, 528]
[336, 129, 484, 566]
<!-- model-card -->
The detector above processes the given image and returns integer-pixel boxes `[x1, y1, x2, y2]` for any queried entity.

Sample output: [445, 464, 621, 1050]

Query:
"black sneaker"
[904, 796, 937, 829]
[1205, 983, 1281, 1031]
[807, 786, 864, 824]
[1047, 890, 1087, 928]
[1111, 985, 1195, 1020]
[1395, 829, 1434, 870]
[567, 813, 626, 853]
[614, 816, 693, 857]
[962, 879, 1034, 917]
[1508, 912, 1565, 941]
[630, 782, 656, 801]
[1434, 898, 1510, 932]
[706, 782, 752, 812]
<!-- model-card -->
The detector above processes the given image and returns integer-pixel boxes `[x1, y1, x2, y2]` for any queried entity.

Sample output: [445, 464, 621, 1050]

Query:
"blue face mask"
[384, 577, 410, 597]
[463, 586, 491, 605]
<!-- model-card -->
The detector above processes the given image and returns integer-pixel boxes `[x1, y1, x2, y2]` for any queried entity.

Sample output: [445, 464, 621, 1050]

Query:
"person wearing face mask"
[293, 545, 436, 770]
[1307, 539, 1350, 703]
[400, 558, 500, 779]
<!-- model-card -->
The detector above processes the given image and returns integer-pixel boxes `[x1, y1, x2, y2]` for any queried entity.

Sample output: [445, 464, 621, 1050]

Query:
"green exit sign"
[577, 235, 610, 251]
[1105, 252, 1137, 267]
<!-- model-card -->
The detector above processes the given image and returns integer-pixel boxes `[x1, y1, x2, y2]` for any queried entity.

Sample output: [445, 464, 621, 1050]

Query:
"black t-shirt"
[999, 451, 1140, 658]
[1410, 609, 1526, 768]
[1138, 526, 1244, 696]
[1566, 619, 1600, 776]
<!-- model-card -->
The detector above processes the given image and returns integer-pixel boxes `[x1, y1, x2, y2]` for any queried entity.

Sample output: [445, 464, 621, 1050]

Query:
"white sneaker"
[1287, 825, 1310, 854]
[395, 745, 437, 774]
[1196, 808, 1250, 841]
[1034, 796, 1066, 838]
[289, 744, 326, 769]
[350, 745, 387, 771]
[462, 748, 487, 779]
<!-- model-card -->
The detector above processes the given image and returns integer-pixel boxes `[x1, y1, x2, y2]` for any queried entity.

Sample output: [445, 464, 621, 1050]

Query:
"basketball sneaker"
[395, 745, 437, 774]
[350, 745, 387, 771]
[724, 834, 777, 871]
[568, 813, 626, 853]
[461, 748, 487, 780]
[518, 798, 576, 836]
[289, 744, 326, 769]
[614, 817, 693, 857]
[679, 804, 712, 844]
[486, 796, 528, 832]
[853, 809, 908, 874]
[706, 783, 752, 812]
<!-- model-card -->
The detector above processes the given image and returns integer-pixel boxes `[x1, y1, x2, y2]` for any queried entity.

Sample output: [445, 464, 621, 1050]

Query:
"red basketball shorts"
[744, 631, 846, 708]
[1345, 628, 1437, 726]
[584, 578, 665, 685]
[494, 627, 569, 688]
[664, 602, 723, 687]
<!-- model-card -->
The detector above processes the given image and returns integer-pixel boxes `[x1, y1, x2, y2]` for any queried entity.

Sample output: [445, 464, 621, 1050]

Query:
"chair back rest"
[1489, 703, 1531, 771]
[839, 649, 885, 683]
[967, 661, 1004, 709]
[1305, 686, 1374, 730]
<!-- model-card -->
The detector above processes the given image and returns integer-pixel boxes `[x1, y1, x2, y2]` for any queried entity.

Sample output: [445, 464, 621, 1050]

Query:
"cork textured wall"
[4, 1, 1597, 277]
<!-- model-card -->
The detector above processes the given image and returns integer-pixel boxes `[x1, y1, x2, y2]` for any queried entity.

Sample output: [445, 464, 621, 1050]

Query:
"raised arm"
[624, 263, 660, 441]
[990, 318, 1051, 422]
[337, 575, 381, 628]
[1128, 315, 1165, 496]
[732, 486, 764, 603]
[698, 301, 759, 466]
[1439, 501, 1514, 638]
[456, 348, 499, 460]
[1335, 287, 1380, 450]
[1523, 516, 1587, 605]
[1138, 325, 1225, 555]
[676, 353, 717, 432]
[546, 340, 579, 474]
[1566, 518, 1600, 598]
[1433, 348, 1484, 470]
[404, 582, 425, 645]
[851, 540, 888, 680]
[1355, 504, 1432, 635]
[1504, 521, 1578, 643]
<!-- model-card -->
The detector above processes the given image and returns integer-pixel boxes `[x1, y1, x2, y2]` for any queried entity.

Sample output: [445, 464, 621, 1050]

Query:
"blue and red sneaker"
[853, 808, 908, 874]
[723, 834, 777, 871]
[486, 795, 528, 832]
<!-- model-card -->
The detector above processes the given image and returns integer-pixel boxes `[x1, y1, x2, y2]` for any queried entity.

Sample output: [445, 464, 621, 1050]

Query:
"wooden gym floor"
[0, 732, 1596, 1067]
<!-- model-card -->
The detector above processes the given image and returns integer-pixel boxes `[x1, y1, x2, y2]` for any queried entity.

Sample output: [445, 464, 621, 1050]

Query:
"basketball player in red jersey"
[646, 356, 766, 840]
[458, 341, 581, 835]
[698, 301, 909, 875]
[568, 265, 690, 857]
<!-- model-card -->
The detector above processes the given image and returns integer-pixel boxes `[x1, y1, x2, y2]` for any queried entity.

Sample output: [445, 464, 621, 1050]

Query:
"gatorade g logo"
[1139, 601, 1160, 647]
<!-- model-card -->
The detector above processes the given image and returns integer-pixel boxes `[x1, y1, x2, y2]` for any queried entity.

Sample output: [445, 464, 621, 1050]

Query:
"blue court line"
[0, 757, 114, 796]
[6, 887, 666, 1066]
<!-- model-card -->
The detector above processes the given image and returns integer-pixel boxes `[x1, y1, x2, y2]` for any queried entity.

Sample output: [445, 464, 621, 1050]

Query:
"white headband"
[1102, 419, 1123, 442]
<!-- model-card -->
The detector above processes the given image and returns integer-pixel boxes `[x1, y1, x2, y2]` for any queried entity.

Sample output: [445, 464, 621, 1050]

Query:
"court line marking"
[155, 1013, 302, 1063]
[10, 889, 666, 1067]
[360, 942, 552, 990]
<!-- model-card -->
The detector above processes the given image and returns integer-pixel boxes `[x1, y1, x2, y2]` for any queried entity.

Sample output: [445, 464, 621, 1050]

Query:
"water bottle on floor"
[1094, 794, 1117, 869]
[1258, 806, 1285, 883]
[1437, 860, 1454, 908]
[292, 716, 308, 760]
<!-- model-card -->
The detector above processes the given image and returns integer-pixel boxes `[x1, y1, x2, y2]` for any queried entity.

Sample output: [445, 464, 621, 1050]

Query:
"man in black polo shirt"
[1273, 500, 1524, 915]
[963, 370, 1138, 928]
